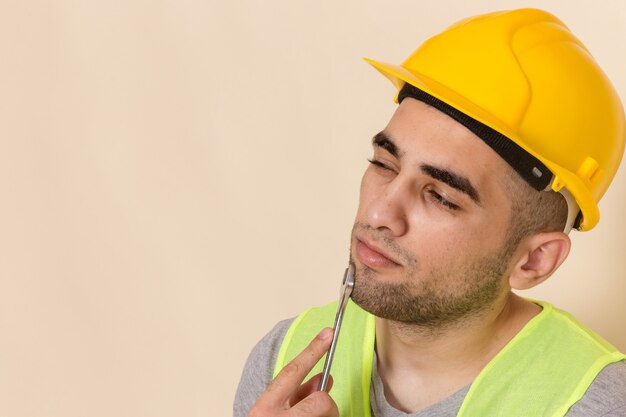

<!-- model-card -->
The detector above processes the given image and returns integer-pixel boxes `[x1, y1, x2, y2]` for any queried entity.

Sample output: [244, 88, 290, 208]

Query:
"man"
[234, 8, 626, 417]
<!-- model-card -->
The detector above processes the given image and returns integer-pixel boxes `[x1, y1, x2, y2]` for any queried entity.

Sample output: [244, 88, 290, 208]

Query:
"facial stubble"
[350, 225, 514, 331]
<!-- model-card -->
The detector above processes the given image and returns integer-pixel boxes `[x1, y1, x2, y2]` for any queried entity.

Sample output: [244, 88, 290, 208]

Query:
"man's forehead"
[387, 98, 491, 156]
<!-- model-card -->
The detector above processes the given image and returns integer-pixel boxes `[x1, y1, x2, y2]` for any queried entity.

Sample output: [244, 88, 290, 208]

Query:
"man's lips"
[355, 238, 401, 268]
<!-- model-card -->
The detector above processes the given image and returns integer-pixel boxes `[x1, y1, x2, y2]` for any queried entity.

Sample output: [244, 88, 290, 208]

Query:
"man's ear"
[509, 232, 571, 290]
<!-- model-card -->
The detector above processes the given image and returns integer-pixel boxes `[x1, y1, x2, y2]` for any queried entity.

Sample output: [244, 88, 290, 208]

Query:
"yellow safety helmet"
[366, 8, 625, 231]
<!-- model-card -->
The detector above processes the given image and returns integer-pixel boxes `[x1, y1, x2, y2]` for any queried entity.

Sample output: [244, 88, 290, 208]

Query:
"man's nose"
[365, 179, 410, 237]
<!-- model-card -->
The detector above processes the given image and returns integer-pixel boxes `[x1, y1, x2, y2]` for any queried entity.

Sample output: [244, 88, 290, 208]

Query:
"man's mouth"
[355, 237, 401, 269]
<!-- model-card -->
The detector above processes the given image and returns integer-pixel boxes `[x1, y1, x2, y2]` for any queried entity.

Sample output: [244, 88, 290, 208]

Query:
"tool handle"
[318, 299, 346, 391]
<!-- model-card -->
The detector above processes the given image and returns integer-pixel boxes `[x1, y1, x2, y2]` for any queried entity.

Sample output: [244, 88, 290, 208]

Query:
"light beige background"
[0, 1, 624, 416]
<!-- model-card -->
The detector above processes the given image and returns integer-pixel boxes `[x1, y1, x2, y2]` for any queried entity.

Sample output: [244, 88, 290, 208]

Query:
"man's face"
[350, 98, 518, 327]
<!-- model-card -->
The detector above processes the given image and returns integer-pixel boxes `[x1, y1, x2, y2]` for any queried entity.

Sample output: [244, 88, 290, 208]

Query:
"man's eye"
[367, 158, 392, 171]
[428, 190, 460, 211]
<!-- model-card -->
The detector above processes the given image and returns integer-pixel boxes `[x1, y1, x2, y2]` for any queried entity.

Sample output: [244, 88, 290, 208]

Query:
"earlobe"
[509, 232, 571, 290]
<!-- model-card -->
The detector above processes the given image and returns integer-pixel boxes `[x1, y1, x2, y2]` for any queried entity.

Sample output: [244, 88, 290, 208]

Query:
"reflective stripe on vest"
[273, 300, 624, 417]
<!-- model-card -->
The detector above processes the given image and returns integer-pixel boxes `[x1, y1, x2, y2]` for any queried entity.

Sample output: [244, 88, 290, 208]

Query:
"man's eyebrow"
[421, 164, 481, 204]
[372, 131, 402, 158]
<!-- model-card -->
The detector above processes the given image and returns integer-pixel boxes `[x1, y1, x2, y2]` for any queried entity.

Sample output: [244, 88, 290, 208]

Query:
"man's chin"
[349, 280, 414, 321]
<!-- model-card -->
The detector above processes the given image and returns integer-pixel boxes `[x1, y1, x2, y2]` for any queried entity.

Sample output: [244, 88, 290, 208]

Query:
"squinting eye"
[367, 158, 393, 171]
[428, 190, 459, 211]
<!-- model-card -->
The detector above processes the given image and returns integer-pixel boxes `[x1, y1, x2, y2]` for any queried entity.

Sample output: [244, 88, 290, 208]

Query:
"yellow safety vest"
[274, 300, 624, 417]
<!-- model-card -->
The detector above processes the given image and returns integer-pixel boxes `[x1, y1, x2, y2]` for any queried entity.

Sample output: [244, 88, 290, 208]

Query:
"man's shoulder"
[568, 360, 626, 416]
[233, 318, 295, 417]
[243, 317, 295, 381]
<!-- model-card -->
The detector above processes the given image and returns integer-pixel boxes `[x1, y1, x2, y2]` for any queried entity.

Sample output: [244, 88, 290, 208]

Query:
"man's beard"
[350, 224, 515, 330]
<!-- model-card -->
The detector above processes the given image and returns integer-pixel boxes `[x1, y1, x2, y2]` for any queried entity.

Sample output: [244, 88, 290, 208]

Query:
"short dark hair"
[502, 168, 569, 248]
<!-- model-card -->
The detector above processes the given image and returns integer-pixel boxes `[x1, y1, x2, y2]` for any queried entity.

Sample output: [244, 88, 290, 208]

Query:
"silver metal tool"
[318, 263, 355, 391]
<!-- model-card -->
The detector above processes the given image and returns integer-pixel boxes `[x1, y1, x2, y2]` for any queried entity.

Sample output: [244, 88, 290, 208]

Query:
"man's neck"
[374, 292, 541, 413]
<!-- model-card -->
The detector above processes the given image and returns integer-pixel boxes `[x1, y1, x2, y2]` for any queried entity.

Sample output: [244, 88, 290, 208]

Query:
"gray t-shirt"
[234, 318, 626, 417]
